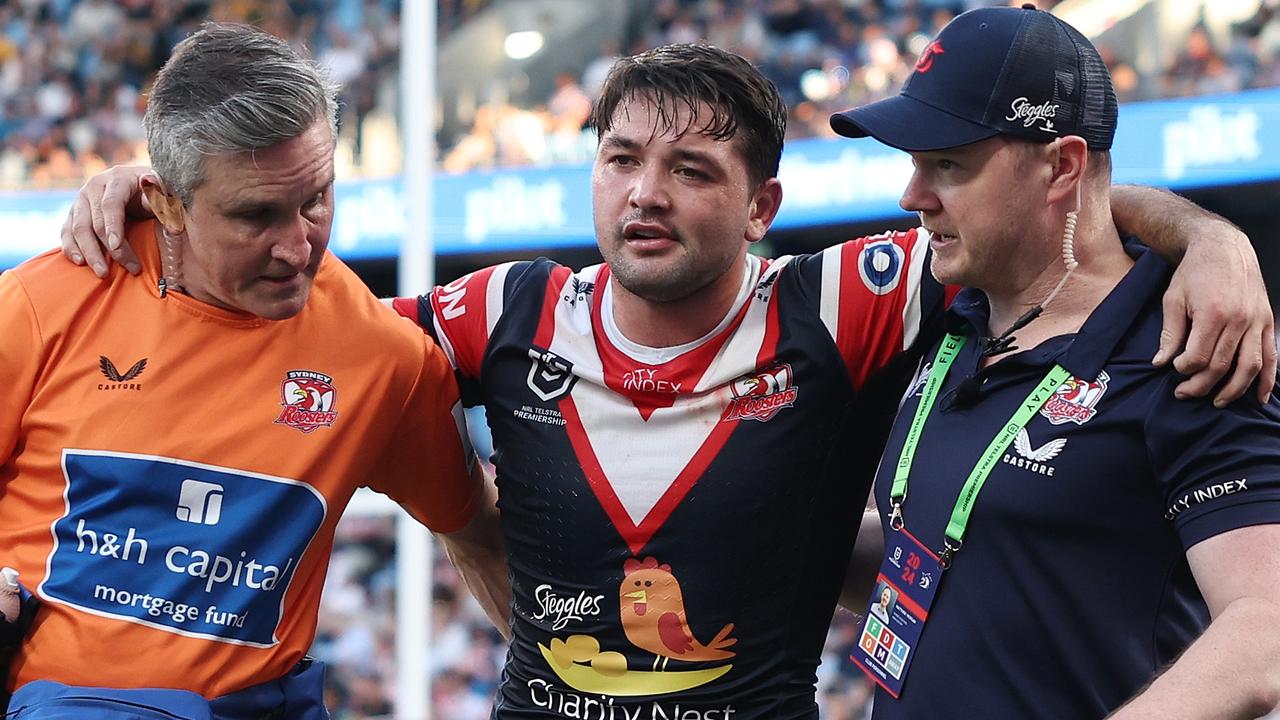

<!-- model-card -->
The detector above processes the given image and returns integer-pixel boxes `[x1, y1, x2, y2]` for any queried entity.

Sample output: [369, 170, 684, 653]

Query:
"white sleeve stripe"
[901, 229, 930, 351]
[485, 261, 517, 338]
[431, 309, 460, 371]
[819, 244, 843, 342]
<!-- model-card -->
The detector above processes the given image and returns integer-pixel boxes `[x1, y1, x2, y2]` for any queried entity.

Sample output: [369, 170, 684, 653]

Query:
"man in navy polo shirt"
[832, 5, 1280, 718]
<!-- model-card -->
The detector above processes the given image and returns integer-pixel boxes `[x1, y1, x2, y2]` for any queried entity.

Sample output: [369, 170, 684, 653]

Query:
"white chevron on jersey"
[549, 261, 781, 533]
[569, 382, 728, 526]
[404, 238, 941, 553]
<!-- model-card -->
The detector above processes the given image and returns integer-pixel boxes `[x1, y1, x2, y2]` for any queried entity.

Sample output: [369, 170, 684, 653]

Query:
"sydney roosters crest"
[1041, 371, 1109, 426]
[275, 370, 339, 433]
[723, 363, 799, 422]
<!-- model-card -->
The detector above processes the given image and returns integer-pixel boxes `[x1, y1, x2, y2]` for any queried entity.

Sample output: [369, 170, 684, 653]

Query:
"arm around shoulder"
[1110, 184, 1275, 406]
[1109, 185, 1245, 263]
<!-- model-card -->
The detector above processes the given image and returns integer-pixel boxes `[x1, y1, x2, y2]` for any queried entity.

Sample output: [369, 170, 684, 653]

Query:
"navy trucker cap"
[830, 4, 1117, 152]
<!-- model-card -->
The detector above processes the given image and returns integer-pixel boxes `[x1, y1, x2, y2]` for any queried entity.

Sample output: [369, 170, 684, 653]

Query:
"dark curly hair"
[591, 43, 787, 187]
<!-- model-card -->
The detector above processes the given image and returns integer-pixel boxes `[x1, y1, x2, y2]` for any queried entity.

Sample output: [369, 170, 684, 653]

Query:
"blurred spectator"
[547, 70, 590, 128]
[581, 40, 619, 101]
[433, 669, 490, 720]
[443, 103, 498, 173]
[1165, 25, 1224, 96]
[493, 102, 548, 167]
[320, 25, 366, 88]
[545, 67, 593, 165]
[1099, 43, 1143, 103]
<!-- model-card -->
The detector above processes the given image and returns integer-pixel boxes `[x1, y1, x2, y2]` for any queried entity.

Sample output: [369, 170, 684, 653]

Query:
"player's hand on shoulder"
[1156, 227, 1276, 407]
[60, 164, 153, 278]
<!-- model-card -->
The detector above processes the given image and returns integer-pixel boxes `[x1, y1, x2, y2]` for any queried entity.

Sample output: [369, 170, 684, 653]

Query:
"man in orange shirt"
[0, 24, 507, 719]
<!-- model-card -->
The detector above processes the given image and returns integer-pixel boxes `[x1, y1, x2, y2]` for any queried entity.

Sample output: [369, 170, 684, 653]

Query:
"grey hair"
[144, 23, 340, 205]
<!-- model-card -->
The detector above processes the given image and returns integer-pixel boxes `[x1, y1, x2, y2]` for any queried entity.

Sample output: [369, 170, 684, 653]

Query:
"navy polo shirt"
[870, 243, 1280, 719]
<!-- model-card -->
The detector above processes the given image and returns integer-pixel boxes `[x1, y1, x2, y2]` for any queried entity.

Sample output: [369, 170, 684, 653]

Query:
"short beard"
[606, 241, 739, 304]
[610, 255, 711, 303]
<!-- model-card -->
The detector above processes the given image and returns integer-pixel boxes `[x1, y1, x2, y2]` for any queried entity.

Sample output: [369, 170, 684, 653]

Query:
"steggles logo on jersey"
[527, 347, 578, 402]
[98, 355, 147, 391]
[1041, 371, 1109, 425]
[534, 557, 736, 706]
[723, 363, 799, 422]
[533, 583, 605, 631]
[274, 370, 339, 433]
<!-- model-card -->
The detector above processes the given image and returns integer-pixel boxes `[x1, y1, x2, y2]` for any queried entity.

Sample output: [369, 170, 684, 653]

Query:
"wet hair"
[144, 22, 339, 205]
[590, 43, 787, 187]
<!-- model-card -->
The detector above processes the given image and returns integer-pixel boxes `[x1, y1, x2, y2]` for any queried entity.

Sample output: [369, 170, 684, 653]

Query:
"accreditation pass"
[849, 527, 942, 697]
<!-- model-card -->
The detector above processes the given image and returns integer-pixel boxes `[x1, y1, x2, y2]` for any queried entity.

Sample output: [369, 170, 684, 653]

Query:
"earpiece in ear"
[157, 224, 185, 298]
[1062, 183, 1079, 273]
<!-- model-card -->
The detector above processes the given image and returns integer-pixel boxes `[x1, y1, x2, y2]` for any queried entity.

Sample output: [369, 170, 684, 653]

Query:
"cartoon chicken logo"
[536, 557, 737, 697]
[620, 557, 737, 670]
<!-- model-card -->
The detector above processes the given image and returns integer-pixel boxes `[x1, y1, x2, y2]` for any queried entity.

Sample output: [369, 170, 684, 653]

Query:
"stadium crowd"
[0, 0, 404, 188]
[4, 0, 1280, 186]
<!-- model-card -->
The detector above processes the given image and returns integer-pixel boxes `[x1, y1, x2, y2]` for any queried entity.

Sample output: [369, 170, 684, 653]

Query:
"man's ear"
[1046, 136, 1088, 208]
[746, 178, 783, 244]
[140, 174, 186, 234]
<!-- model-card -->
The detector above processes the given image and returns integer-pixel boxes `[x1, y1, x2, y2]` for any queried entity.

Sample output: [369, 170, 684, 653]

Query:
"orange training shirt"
[0, 220, 479, 697]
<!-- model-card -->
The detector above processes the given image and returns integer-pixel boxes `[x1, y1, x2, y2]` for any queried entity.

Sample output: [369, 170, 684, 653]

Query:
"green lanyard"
[889, 333, 1072, 568]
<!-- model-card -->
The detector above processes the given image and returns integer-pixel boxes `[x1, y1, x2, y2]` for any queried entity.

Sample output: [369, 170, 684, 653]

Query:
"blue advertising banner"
[3, 88, 1278, 269]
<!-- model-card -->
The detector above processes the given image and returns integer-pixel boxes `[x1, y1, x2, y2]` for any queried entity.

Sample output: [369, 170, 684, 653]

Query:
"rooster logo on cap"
[915, 40, 945, 73]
